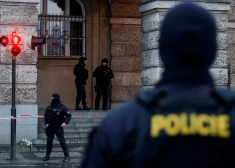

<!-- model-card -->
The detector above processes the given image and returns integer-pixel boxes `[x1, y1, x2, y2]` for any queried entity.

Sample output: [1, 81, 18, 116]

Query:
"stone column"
[227, 1, 235, 89]
[139, 1, 230, 89]
[0, 0, 39, 144]
[110, 0, 142, 108]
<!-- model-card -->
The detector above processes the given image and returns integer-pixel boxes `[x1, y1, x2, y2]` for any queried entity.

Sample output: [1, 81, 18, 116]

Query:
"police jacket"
[93, 65, 114, 87]
[80, 79, 235, 168]
[74, 63, 88, 86]
[44, 102, 71, 128]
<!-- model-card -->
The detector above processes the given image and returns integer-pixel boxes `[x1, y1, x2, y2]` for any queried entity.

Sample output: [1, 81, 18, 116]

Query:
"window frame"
[37, 0, 86, 58]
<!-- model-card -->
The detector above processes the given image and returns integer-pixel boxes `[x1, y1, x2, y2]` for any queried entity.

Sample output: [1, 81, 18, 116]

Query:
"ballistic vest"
[47, 105, 65, 125]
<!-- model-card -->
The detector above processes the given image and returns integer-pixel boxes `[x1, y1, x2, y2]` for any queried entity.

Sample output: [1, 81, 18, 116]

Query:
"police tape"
[0, 115, 105, 120]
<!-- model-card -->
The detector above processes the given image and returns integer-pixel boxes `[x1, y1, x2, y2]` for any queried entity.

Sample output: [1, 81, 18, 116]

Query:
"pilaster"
[110, 0, 142, 107]
[139, 0, 230, 89]
[228, 1, 235, 89]
[0, 0, 39, 144]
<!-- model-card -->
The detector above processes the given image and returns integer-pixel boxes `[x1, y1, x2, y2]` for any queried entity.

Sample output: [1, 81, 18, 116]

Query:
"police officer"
[93, 58, 114, 110]
[80, 2, 235, 168]
[74, 56, 90, 110]
[43, 93, 71, 163]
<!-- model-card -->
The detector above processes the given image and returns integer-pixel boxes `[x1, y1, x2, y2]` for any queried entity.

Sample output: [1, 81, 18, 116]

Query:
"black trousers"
[95, 86, 109, 109]
[46, 126, 69, 157]
[76, 85, 87, 107]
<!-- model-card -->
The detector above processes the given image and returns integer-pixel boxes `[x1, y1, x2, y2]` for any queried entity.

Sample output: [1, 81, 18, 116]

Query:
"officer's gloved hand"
[44, 127, 49, 136]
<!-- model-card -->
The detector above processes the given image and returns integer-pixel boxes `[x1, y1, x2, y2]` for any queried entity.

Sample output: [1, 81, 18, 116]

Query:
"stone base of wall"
[0, 105, 38, 144]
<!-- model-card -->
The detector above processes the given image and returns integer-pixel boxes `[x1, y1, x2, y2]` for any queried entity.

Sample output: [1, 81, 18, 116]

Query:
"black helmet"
[101, 58, 108, 63]
[79, 57, 87, 64]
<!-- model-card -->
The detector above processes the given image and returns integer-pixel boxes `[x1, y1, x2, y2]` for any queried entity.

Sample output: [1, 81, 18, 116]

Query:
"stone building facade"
[0, 0, 39, 144]
[140, 1, 230, 89]
[0, 0, 234, 143]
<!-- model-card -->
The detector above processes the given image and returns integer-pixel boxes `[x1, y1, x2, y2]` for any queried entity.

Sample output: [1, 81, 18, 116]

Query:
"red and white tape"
[0, 115, 104, 120]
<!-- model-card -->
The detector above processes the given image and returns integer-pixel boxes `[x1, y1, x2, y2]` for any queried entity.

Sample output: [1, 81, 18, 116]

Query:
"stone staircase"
[30, 110, 107, 164]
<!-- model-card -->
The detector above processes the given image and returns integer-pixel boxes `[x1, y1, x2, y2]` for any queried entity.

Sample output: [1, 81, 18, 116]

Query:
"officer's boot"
[102, 108, 107, 110]
[42, 155, 50, 161]
[75, 106, 82, 110]
[83, 106, 90, 110]
[95, 105, 100, 110]
[63, 155, 70, 163]
[62, 147, 69, 163]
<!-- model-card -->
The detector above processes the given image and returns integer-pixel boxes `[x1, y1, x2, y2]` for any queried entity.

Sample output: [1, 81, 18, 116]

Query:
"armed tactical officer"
[93, 58, 114, 110]
[43, 93, 71, 163]
[80, 2, 235, 168]
[74, 56, 90, 110]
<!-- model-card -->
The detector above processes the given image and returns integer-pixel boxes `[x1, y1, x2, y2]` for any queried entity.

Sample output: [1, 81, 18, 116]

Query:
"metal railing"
[37, 14, 84, 57]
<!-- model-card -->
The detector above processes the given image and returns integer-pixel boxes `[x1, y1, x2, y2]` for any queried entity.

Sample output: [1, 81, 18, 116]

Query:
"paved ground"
[0, 152, 80, 168]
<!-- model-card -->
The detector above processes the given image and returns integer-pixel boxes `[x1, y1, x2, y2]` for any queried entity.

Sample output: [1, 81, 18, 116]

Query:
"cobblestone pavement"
[0, 152, 80, 168]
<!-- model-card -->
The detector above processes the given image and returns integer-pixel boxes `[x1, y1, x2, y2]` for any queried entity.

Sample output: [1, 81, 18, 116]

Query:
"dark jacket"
[93, 65, 114, 87]
[79, 81, 235, 168]
[44, 102, 71, 128]
[74, 63, 88, 86]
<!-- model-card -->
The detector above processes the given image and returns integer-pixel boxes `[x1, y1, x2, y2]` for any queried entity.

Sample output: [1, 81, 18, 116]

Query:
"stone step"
[0, 145, 36, 153]
[38, 120, 102, 127]
[38, 126, 95, 133]
[32, 138, 88, 145]
[37, 111, 107, 127]
[38, 110, 109, 116]
[38, 117, 104, 122]
[30, 151, 84, 163]
[33, 151, 83, 158]
[31, 143, 86, 153]
[38, 132, 90, 139]
[38, 115, 106, 121]
[34, 111, 105, 156]
[31, 138, 88, 153]
[37, 119, 104, 127]
[0, 145, 10, 153]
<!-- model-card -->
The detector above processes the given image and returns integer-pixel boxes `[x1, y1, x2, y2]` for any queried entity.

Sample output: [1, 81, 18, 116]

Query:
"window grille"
[37, 0, 85, 57]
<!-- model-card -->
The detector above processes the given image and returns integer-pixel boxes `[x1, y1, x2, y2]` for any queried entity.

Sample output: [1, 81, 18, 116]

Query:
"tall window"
[36, 0, 85, 57]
